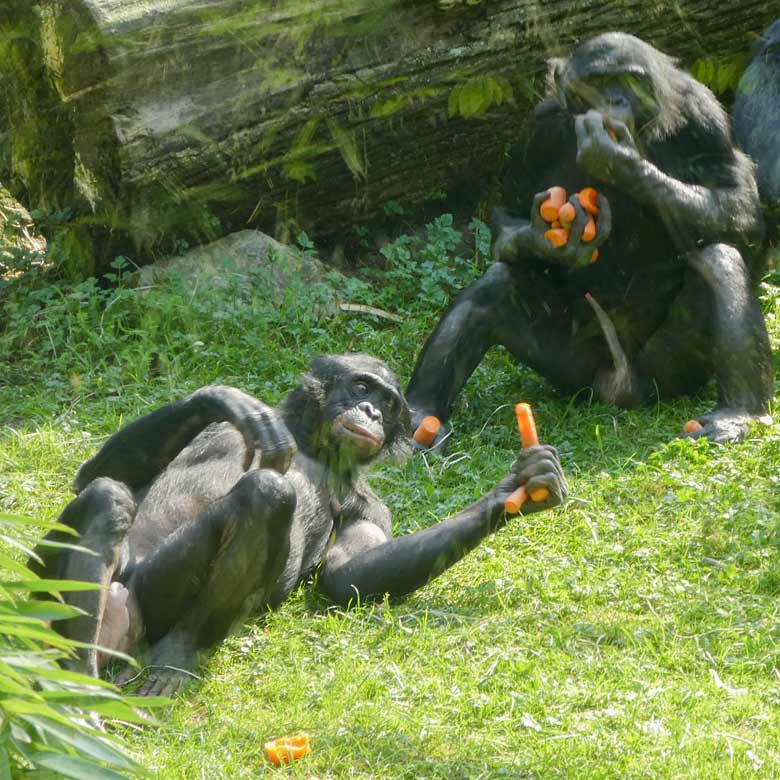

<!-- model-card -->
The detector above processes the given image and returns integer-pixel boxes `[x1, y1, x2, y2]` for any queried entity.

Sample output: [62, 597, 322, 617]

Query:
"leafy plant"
[0, 513, 160, 779]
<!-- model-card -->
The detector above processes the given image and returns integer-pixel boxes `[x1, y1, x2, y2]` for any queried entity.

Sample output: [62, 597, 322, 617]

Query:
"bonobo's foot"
[116, 631, 200, 697]
[681, 408, 772, 444]
[408, 407, 450, 453]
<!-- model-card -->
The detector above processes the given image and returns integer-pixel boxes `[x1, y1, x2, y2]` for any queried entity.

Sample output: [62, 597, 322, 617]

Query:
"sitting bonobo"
[32, 354, 566, 696]
[406, 33, 773, 445]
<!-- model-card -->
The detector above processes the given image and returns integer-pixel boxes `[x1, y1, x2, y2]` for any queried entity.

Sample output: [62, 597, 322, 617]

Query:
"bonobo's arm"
[74, 386, 296, 492]
[318, 445, 566, 604]
[574, 111, 763, 245]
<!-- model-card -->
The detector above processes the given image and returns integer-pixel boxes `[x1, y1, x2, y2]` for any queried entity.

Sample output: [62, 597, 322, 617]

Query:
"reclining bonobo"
[32, 354, 567, 695]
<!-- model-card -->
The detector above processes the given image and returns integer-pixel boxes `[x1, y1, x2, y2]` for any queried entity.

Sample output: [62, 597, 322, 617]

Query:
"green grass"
[2, 229, 780, 779]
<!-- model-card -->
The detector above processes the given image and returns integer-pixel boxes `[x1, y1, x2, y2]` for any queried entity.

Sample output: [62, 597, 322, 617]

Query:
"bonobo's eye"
[351, 378, 369, 397]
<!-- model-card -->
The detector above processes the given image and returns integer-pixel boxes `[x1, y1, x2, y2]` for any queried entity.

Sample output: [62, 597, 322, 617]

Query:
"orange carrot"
[582, 215, 596, 243]
[683, 419, 703, 434]
[504, 403, 550, 514]
[544, 227, 570, 249]
[590, 249, 599, 263]
[557, 201, 576, 228]
[551, 220, 562, 229]
[540, 186, 567, 222]
[413, 416, 441, 447]
[578, 187, 599, 216]
[263, 733, 312, 766]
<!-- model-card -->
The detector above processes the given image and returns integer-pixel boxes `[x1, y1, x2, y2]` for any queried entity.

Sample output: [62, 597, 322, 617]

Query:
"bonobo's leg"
[406, 262, 602, 426]
[30, 478, 135, 677]
[127, 468, 296, 696]
[637, 244, 772, 441]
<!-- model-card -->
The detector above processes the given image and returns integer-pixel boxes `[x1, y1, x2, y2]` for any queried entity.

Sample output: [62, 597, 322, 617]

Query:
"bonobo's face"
[326, 372, 403, 462]
[559, 69, 657, 136]
[555, 34, 661, 137]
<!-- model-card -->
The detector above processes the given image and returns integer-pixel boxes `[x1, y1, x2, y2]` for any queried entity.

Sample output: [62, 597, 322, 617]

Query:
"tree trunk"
[1, 0, 776, 273]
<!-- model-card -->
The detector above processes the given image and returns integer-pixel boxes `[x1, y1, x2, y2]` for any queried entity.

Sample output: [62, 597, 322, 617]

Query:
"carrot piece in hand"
[683, 419, 703, 434]
[539, 186, 567, 222]
[582, 215, 596, 243]
[413, 416, 441, 447]
[557, 202, 576, 228]
[544, 227, 570, 249]
[504, 403, 550, 514]
[263, 733, 312, 766]
[578, 187, 599, 216]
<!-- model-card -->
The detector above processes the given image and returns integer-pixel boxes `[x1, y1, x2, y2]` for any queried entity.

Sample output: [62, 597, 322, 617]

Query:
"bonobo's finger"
[603, 115, 638, 150]
[513, 445, 565, 486]
[591, 193, 612, 247]
[531, 190, 552, 230]
[566, 195, 590, 248]
[574, 113, 589, 149]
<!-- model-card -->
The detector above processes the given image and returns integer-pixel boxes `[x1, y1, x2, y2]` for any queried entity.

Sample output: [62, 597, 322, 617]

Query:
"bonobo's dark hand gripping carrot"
[504, 403, 550, 514]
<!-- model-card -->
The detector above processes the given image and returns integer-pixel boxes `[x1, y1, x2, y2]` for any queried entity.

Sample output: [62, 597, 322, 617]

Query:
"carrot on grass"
[413, 416, 441, 447]
[539, 186, 567, 222]
[263, 733, 311, 766]
[683, 419, 703, 434]
[504, 403, 550, 514]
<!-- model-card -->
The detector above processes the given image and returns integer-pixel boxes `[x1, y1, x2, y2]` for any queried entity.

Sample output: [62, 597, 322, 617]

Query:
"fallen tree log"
[1, 0, 776, 273]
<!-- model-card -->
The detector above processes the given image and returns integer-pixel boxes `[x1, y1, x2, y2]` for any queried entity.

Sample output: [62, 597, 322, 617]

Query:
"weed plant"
[2, 220, 780, 779]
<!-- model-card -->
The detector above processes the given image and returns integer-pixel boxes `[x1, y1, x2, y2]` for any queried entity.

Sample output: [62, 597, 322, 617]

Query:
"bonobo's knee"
[71, 477, 135, 538]
[231, 469, 296, 530]
[689, 243, 750, 293]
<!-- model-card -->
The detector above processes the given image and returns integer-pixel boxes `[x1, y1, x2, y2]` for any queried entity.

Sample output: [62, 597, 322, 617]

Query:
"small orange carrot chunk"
[264, 733, 312, 766]
[544, 227, 570, 249]
[557, 201, 576, 228]
[413, 416, 441, 447]
[590, 249, 599, 263]
[551, 220, 561, 229]
[540, 186, 567, 222]
[683, 419, 703, 434]
[578, 187, 599, 216]
[582, 215, 596, 243]
[504, 485, 528, 515]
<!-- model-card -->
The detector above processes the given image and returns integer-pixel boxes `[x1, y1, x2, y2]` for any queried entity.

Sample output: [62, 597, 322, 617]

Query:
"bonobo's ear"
[546, 57, 567, 102]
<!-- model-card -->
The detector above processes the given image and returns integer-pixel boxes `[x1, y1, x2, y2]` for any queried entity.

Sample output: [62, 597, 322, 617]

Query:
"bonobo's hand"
[493, 444, 568, 515]
[188, 386, 297, 472]
[575, 110, 641, 187]
[681, 408, 772, 445]
[503, 189, 612, 269]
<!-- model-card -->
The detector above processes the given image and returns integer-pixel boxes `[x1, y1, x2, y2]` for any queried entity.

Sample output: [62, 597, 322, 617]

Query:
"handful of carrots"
[539, 186, 600, 264]
[504, 403, 550, 514]
[263, 733, 311, 765]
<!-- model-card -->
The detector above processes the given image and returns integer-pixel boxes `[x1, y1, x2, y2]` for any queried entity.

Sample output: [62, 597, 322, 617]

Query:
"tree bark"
[1, 0, 776, 273]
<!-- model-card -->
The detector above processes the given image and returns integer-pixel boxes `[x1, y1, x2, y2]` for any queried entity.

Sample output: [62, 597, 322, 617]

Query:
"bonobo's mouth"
[335, 419, 384, 448]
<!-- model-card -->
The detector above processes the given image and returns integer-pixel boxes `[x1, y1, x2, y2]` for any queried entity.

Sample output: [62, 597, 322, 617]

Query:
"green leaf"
[20, 716, 137, 771]
[0, 600, 86, 622]
[0, 552, 36, 579]
[0, 579, 101, 593]
[2, 658, 118, 689]
[29, 752, 134, 780]
[0, 745, 11, 780]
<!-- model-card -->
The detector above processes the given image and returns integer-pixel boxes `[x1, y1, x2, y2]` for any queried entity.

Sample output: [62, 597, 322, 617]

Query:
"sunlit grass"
[1, 240, 780, 778]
